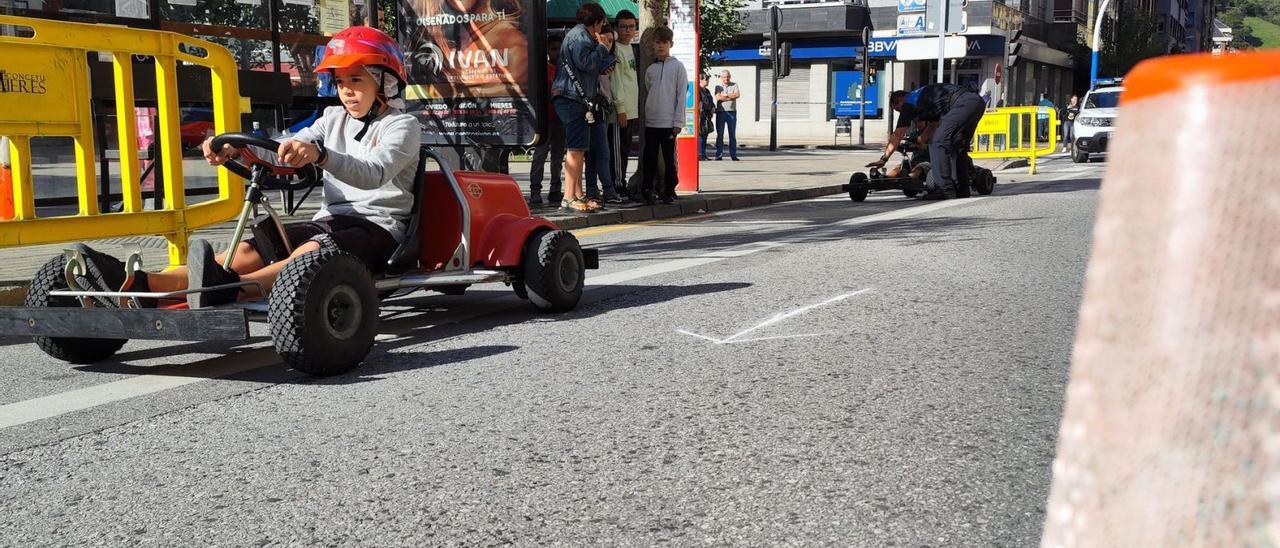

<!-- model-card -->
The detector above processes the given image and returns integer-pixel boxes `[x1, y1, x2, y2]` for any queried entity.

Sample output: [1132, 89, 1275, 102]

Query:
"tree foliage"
[699, 0, 746, 69]
[1096, 2, 1166, 77]
[1217, 0, 1280, 47]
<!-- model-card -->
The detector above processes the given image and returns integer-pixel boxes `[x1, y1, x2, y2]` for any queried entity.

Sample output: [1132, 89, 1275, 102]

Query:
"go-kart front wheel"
[26, 254, 127, 364]
[522, 230, 585, 313]
[268, 249, 379, 377]
[848, 173, 870, 202]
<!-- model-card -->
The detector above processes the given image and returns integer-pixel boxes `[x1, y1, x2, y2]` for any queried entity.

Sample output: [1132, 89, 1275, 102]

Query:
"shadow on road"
[997, 178, 1100, 196]
[41, 283, 748, 381]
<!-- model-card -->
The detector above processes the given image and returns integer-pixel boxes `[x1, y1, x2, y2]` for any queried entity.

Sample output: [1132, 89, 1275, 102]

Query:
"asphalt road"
[0, 157, 1104, 547]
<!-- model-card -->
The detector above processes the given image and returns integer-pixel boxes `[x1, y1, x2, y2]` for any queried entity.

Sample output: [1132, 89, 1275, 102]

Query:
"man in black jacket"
[870, 83, 985, 199]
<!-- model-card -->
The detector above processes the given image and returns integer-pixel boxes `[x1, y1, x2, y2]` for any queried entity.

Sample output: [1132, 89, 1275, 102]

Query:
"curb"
[542, 184, 845, 230]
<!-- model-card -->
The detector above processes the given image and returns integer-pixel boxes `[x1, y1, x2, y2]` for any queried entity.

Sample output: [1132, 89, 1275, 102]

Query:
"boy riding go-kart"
[10, 26, 597, 376]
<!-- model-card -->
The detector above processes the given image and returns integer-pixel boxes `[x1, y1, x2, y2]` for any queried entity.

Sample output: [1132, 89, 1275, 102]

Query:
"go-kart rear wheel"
[25, 254, 127, 364]
[269, 249, 379, 377]
[848, 173, 869, 202]
[522, 230, 584, 313]
[974, 168, 997, 195]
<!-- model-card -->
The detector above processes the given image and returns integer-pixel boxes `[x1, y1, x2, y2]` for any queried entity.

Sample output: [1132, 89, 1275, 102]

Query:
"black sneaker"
[187, 239, 241, 309]
[528, 193, 544, 205]
[546, 192, 564, 204]
[69, 244, 156, 308]
[604, 196, 627, 205]
[661, 195, 675, 205]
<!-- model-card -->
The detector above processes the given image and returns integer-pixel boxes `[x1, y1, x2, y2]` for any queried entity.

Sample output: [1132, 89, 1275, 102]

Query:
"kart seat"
[384, 146, 431, 276]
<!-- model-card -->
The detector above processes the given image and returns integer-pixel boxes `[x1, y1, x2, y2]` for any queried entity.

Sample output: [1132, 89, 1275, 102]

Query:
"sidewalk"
[0, 147, 888, 287]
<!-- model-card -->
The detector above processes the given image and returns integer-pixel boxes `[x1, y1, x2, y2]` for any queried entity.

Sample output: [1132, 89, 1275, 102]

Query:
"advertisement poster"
[399, 0, 546, 147]
[319, 0, 351, 35]
[832, 71, 880, 117]
[668, 0, 697, 135]
[668, 0, 698, 191]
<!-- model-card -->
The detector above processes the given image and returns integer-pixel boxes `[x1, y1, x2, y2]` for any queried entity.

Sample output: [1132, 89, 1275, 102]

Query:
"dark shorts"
[249, 214, 398, 274]
[554, 97, 590, 150]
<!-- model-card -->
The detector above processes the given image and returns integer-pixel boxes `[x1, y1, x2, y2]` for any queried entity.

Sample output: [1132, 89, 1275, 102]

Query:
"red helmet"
[316, 26, 406, 82]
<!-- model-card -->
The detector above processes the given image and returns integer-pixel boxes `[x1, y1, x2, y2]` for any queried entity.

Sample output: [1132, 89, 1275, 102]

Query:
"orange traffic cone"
[1042, 49, 1280, 546]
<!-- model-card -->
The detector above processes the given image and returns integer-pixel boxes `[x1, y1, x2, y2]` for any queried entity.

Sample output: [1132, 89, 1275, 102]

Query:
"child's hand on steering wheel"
[277, 139, 322, 168]
[202, 137, 240, 166]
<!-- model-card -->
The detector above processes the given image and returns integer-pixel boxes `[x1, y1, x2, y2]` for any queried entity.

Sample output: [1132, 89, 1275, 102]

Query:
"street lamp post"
[1090, 0, 1113, 89]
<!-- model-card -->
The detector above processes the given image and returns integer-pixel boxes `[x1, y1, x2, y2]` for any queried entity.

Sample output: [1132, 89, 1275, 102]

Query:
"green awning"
[546, 0, 640, 21]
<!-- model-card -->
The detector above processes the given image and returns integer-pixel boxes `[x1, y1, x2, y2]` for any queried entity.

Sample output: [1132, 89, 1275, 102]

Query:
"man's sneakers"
[69, 244, 156, 308]
[528, 193, 544, 205]
[187, 239, 242, 309]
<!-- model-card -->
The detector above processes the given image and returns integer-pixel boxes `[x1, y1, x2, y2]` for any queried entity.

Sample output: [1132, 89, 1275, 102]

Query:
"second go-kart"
[1, 133, 598, 377]
[842, 139, 996, 202]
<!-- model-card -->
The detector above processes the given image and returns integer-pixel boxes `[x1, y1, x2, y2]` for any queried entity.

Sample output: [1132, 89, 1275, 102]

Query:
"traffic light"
[1007, 29, 1023, 68]
[777, 42, 793, 79]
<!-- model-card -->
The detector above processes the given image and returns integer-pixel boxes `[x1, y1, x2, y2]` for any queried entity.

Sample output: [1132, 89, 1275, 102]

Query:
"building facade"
[707, 0, 1078, 144]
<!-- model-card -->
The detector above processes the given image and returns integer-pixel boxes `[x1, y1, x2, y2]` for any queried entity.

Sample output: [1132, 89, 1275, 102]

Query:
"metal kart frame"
[842, 141, 929, 199]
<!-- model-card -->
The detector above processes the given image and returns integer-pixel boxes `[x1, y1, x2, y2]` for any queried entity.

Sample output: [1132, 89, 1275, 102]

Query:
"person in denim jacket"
[551, 3, 615, 212]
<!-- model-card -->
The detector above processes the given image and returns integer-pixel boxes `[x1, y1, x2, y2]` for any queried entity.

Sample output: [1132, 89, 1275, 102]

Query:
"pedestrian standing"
[1061, 94, 1080, 153]
[1037, 92, 1056, 142]
[714, 70, 740, 161]
[697, 73, 715, 161]
[610, 10, 640, 199]
[639, 27, 687, 205]
[529, 33, 565, 205]
[583, 24, 620, 208]
[551, 3, 615, 213]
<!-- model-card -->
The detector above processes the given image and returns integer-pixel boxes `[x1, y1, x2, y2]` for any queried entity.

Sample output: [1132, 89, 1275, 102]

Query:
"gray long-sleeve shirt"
[643, 56, 688, 129]
[292, 106, 423, 243]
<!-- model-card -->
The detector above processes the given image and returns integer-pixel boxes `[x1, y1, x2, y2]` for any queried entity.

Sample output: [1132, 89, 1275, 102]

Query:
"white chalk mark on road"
[678, 288, 873, 345]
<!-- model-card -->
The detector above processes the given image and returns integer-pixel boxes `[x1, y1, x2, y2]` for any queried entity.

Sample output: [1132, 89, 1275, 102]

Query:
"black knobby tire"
[848, 173, 869, 202]
[1072, 150, 1089, 164]
[903, 189, 920, 198]
[521, 230, 585, 313]
[268, 250, 379, 376]
[25, 254, 127, 364]
[974, 168, 997, 195]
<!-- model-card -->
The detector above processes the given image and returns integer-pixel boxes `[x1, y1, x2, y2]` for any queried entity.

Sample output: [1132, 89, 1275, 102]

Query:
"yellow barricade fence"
[0, 15, 246, 266]
[969, 106, 1058, 175]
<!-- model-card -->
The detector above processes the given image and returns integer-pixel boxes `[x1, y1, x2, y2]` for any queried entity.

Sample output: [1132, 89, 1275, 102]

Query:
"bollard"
[1042, 50, 1280, 547]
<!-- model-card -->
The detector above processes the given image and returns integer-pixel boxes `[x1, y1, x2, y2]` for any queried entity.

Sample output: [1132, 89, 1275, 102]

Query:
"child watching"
[68, 26, 422, 308]
[638, 26, 687, 205]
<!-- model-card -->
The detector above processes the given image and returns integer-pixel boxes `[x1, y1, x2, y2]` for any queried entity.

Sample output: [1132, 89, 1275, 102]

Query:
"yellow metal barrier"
[0, 15, 245, 266]
[969, 106, 1059, 174]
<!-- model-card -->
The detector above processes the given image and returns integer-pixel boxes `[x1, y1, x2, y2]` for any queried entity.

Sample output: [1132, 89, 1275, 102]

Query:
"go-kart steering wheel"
[209, 132, 321, 193]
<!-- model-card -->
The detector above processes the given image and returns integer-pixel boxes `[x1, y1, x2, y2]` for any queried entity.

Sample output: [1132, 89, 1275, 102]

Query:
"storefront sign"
[898, 0, 927, 13]
[399, 0, 546, 146]
[897, 14, 927, 35]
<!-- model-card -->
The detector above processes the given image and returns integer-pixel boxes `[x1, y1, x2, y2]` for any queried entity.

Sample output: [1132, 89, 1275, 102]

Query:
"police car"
[1073, 79, 1123, 163]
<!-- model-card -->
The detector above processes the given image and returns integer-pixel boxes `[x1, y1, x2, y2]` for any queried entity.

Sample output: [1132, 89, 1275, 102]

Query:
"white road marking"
[0, 194, 978, 431]
[678, 289, 873, 345]
[0, 351, 279, 430]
